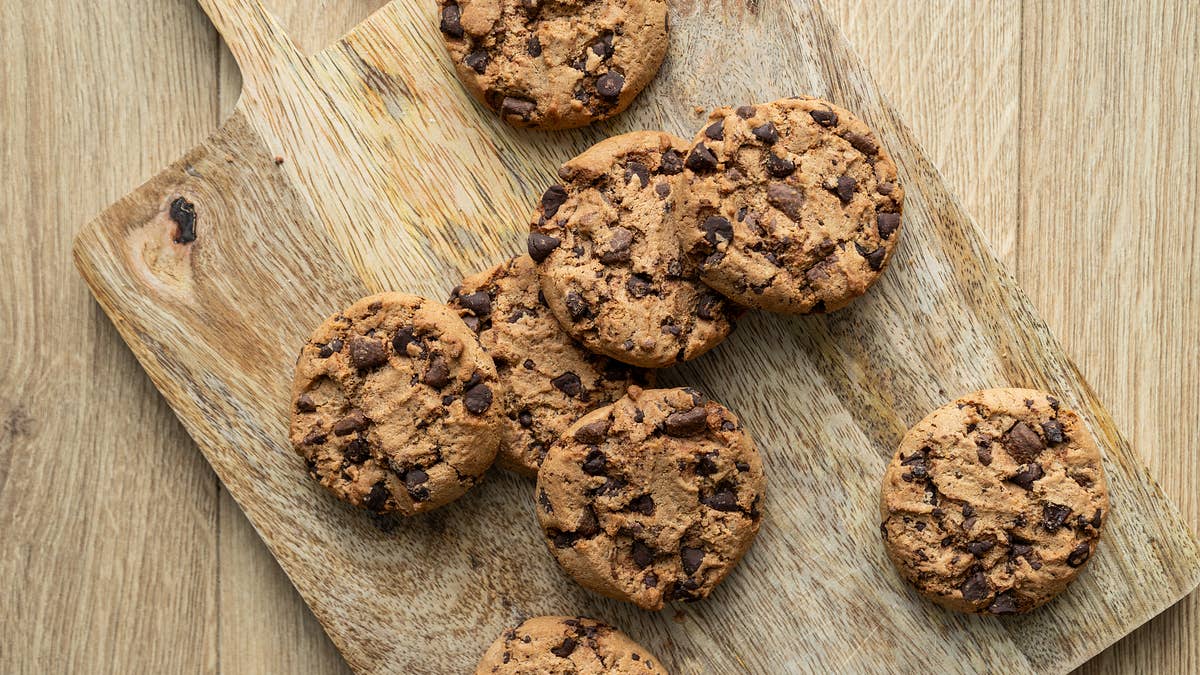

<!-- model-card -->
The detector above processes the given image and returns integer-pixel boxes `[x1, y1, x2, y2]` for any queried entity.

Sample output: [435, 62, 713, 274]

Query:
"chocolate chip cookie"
[438, 0, 669, 130]
[449, 255, 651, 475]
[880, 388, 1109, 614]
[536, 387, 765, 610]
[529, 131, 737, 368]
[289, 293, 502, 515]
[476, 615, 665, 674]
[677, 97, 904, 314]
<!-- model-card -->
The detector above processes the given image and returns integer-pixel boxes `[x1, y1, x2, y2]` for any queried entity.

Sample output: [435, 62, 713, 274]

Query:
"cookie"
[880, 388, 1109, 615]
[677, 96, 904, 314]
[449, 255, 651, 475]
[476, 615, 665, 674]
[536, 387, 765, 610]
[529, 131, 737, 368]
[289, 293, 502, 515]
[438, 0, 669, 130]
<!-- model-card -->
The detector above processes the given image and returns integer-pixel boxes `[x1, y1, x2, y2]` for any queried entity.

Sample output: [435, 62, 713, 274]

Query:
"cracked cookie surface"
[536, 387, 765, 610]
[438, 0, 669, 130]
[449, 255, 651, 476]
[529, 131, 737, 368]
[880, 388, 1109, 614]
[289, 293, 501, 515]
[476, 615, 665, 674]
[678, 96, 904, 314]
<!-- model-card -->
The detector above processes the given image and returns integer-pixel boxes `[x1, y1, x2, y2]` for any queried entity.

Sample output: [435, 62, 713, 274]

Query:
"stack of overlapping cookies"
[287, 0, 1110, 671]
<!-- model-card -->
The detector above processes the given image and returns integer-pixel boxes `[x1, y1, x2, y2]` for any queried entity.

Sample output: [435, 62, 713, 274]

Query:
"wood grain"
[2, 0, 1197, 672]
[68, 0, 1200, 673]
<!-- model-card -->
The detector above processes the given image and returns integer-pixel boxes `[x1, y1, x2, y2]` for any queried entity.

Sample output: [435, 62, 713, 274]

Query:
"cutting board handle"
[197, 0, 303, 91]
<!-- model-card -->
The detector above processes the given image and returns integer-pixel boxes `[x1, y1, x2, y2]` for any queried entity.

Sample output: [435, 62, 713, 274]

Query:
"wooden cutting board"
[72, 0, 1200, 672]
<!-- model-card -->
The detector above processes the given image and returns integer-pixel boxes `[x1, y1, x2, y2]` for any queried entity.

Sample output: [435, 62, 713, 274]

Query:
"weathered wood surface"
[46, 1, 1200, 672]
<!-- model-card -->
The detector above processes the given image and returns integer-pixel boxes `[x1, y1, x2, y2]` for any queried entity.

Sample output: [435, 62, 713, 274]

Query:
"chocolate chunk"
[987, 592, 1019, 615]
[696, 452, 719, 476]
[664, 406, 708, 436]
[364, 480, 391, 512]
[547, 372, 582, 398]
[317, 339, 343, 358]
[976, 440, 993, 466]
[295, 394, 316, 413]
[631, 540, 654, 568]
[1067, 542, 1092, 567]
[581, 448, 607, 475]
[439, 3, 463, 37]
[752, 122, 779, 144]
[877, 212, 901, 239]
[835, 175, 857, 203]
[643, 572, 658, 588]
[810, 108, 838, 127]
[696, 293, 723, 321]
[457, 291, 491, 318]
[463, 383, 493, 414]
[344, 437, 370, 463]
[575, 419, 610, 445]
[659, 149, 683, 174]
[591, 33, 613, 59]
[1002, 421, 1045, 463]
[626, 274, 652, 299]
[169, 197, 197, 244]
[527, 232, 562, 262]
[962, 504, 975, 519]
[736, 105, 756, 118]
[501, 96, 536, 120]
[625, 162, 649, 188]
[302, 430, 327, 446]
[1041, 419, 1066, 445]
[423, 356, 451, 389]
[900, 448, 930, 481]
[600, 226, 634, 263]
[596, 71, 625, 100]
[348, 336, 388, 370]
[565, 292, 592, 319]
[1042, 503, 1072, 531]
[540, 184, 568, 218]
[332, 410, 369, 436]
[685, 144, 718, 172]
[700, 487, 738, 512]
[681, 547, 704, 575]
[1009, 463, 1044, 490]
[392, 327, 418, 355]
[629, 494, 655, 515]
[845, 132, 879, 155]
[404, 468, 430, 500]
[550, 638, 577, 658]
[735, 460, 750, 472]
[854, 242, 886, 270]
[967, 540, 995, 556]
[518, 410, 534, 428]
[766, 182, 805, 221]
[765, 153, 795, 177]
[464, 49, 488, 73]
[527, 35, 541, 57]
[705, 119, 725, 140]
[960, 571, 990, 602]
[701, 216, 733, 245]
[654, 181, 671, 198]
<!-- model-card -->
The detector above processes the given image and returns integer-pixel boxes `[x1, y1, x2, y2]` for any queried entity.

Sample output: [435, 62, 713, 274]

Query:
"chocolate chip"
[600, 226, 634, 263]
[845, 132, 879, 155]
[701, 487, 738, 512]
[1091, 509, 1103, 529]
[747, 122, 777, 144]
[735, 461, 749, 472]
[501, 96, 536, 120]
[809, 109, 838, 128]
[626, 274, 652, 299]
[317, 339, 343, 358]
[701, 216, 733, 245]
[551, 372, 583, 398]
[876, 212, 901, 240]
[405, 469, 430, 501]
[1041, 419, 1066, 445]
[1043, 503, 1072, 531]
[625, 162, 649, 188]
[629, 494, 655, 515]
[463, 383, 493, 414]
[1008, 463, 1044, 490]
[575, 419, 610, 445]
[348, 337, 388, 370]
[766, 182, 805, 221]
[538, 489, 553, 512]
[835, 175, 857, 203]
[685, 144, 718, 172]
[1067, 542, 1092, 567]
[967, 540, 995, 556]
[596, 71, 624, 100]
[987, 592, 1019, 615]
[527, 232, 561, 262]
[976, 440, 993, 466]
[550, 638, 577, 658]
[565, 292, 591, 319]
[364, 480, 391, 512]
[539, 184, 569, 218]
[464, 49, 488, 73]
[1003, 421, 1045, 464]
[527, 35, 541, 56]
[765, 153, 795, 177]
[439, 3, 463, 37]
[344, 436, 370, 463]
[664, 406, 708, 436]
[960, 571, 990, 602]
[705, 119, 725, 140]
[736, 105, 756, 118]
[517, 410, 534, 428]
[631, 540, 654, 568]
[295, 394, 316, 413]
[900, 448, 930, 481]
[696, 452, 719, 476]
[654, 181, 671, 198]
[169, 197, 197, 244]
[696, 293, 723, 321]
[457, 291, 491, 318]
[853, 242, 886, 270]
[423, 356, 451, 389]
[332, 410, 369, 436]
[392, 328, 418, 355]
[643, 572, 658, 588]
[302, 430, 327, 446]
[580, 448, 608, 475]
[681, 547, 704, 575]
[591, 33, 613, 59]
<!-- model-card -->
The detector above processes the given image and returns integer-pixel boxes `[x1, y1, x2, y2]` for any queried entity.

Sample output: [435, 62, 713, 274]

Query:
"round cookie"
[289, 293, 502, 515]
[449, 255, 651, 475]
[536, 387, 765, 610]
[528, 131, 737, 368]
[880, 388, 1109, 615]
[476, 615, 666, 674]
[438, 0, 669, 130]
[677, 96, 904, 314]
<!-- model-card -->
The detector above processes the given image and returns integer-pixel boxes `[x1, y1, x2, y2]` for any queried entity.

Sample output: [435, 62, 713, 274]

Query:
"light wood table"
[1, 1, 1195, 672]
